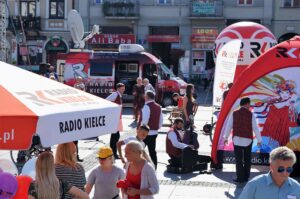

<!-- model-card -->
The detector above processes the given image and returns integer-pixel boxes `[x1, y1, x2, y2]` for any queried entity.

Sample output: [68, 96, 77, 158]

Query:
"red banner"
[147, 35, 180, 43]
[88, 34, 136, 45]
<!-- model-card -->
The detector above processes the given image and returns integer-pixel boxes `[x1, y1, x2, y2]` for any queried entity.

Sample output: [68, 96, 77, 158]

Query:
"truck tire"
[162, 94, 173, 107]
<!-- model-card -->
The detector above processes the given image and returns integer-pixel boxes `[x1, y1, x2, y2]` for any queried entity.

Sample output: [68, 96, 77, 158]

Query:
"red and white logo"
[214, 22, 277, 66]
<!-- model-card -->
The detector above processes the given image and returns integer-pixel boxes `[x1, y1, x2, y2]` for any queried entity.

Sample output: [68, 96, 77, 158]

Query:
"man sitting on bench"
[166, 118, 211, 173]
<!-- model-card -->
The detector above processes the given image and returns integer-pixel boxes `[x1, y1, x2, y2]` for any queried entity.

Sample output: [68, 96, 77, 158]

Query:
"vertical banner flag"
[213, 40, 241, 106]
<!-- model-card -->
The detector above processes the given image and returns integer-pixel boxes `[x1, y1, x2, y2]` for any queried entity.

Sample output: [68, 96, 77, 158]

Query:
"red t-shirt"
[178, 97, 184, 109]
[127, 166, 142, 199]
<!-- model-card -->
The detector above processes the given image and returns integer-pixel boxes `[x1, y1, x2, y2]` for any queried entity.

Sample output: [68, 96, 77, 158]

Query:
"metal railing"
[7, 16, 41, 31]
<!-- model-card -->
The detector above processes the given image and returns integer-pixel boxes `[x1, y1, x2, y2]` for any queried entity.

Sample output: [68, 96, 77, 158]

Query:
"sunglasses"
[277, 166, 293, 174]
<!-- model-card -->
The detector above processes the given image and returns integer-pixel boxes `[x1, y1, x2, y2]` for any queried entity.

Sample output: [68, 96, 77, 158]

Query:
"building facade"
[272, 0, 300, 42]
[5, 0, 300, 77]
[77, 0, 226, 78]
[77, 0, 300, 78]
[6, 0, 73, 71]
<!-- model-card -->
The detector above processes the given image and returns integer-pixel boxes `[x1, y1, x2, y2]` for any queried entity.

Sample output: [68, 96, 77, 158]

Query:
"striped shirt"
[55, 163, 86, 199]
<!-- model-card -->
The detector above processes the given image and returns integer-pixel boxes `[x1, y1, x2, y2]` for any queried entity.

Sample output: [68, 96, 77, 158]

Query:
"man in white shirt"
[138, 91, 163, 169]
[106, 83, 125, 159]
[117, 124, 149, 164]
[224, 97, 262, 183]
[143, 78, 156, 94]
[166, 118, 210, 172]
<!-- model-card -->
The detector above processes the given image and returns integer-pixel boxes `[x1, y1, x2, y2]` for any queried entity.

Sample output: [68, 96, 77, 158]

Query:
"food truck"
[56, 44, 187, 106]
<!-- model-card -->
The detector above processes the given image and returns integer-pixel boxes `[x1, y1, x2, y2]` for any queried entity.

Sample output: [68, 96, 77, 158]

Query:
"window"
[158, 63, 175, 77]
[157, 0, 172, 5]
[237, 0, 253, 5]
[118, 63, 127, 72]
[49, 0, 65, 19]
[282, 0, 300, 7]
[117, 63, 138, 73]
[143, 64, 158, 85]
[20, 1, 36, 17]
[128, 64, 138, 73]
[94, 0, 103, 4]
[90, 62, 113, 76]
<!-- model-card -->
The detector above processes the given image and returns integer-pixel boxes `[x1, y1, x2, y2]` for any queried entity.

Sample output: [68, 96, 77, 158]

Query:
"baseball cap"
[96, 146, 113, 159]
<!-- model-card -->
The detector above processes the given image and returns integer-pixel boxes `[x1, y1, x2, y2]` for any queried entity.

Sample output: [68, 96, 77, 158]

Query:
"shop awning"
[147, 35, 180, 43]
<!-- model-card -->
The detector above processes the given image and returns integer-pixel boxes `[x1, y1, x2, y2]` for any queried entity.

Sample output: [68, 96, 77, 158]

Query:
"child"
[117, 125, 150, 164]
[85, 146, 124, 199]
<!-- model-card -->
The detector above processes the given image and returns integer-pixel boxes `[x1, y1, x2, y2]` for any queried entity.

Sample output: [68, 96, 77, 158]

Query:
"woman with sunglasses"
[123, 140, 159, 199]
[85, 146, 124, 199]
[239, 146, 300, 199]
[28, 152, 89, 199]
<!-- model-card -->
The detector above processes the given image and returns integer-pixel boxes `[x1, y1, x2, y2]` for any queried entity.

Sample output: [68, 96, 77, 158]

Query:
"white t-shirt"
[123, 136, 145, 148]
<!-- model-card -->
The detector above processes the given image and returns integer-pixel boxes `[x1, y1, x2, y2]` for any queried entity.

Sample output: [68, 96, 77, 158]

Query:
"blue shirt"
[239, 172, 300, 199]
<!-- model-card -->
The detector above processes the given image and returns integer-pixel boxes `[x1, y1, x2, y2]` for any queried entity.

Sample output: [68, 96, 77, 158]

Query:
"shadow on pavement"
[211, 169, 236, 184]
[211, 165, 268, 184]
[123, 107, 134, 116]
[162, 170, 200, 181]
[163, 170, 181, 181]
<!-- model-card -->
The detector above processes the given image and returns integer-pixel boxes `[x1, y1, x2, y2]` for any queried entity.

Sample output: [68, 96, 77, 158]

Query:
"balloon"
[214, 21, 277, 80]
[21, 158, 36, 180]
[0, 172, 18, 199]
[0, 159, 18, 176]
[13, 176, 33, 199]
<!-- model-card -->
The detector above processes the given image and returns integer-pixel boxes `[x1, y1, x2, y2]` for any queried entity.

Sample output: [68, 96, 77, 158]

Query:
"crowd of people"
[1, 67, 299, 198]
[26, 140, 158, 199]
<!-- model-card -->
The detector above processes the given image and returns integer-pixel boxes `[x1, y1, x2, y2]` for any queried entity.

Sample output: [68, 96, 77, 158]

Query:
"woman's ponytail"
[142, 150, 152, 163]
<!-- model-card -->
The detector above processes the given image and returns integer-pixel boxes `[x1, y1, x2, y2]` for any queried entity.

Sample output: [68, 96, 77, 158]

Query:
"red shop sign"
[88, 34, 136, 44]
